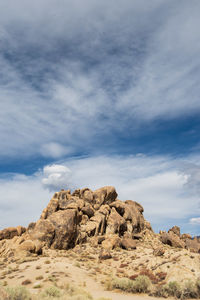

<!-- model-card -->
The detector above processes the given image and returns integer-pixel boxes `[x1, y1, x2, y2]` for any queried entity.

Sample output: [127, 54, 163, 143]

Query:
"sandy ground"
[0, 252, 172, 300]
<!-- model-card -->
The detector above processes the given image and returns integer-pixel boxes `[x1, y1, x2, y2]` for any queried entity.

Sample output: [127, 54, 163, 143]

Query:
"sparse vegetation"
[6, 286, 31, 300]
[108, 275, 151, 293]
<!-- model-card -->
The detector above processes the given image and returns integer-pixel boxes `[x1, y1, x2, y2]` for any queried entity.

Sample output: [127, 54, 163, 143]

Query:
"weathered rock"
[89, 212, 106, 235]
[181, 233, 192, 240]
[80, 188, 94, 203]
[0, 186, 152, 255]
[82, 203, 95, 218]
[93, 186, 117, 206]
[30, 219, 55, 247]
[160, 231, 185, 248]
[123, 201, 145, 232]
[16, 226, 26, 236]
[48, 209, 78, 249]
[0, 227, 19, 240]
[185, 239, 200, 253]
[18, 240, 36, 252]
[40, 197, 59, 219]
[168, 226, 181, 237]
[121, 237, 136, 250]
[106, 207, 127, 235]
[109, 200, 126, 216]
[102, 235, 121, 250]
[153, 247, 165, 256]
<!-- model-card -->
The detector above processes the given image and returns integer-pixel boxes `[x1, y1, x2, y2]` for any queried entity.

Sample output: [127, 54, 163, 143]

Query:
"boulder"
[93, 186, 117, 206]
[168, 226, 181, 237]
[18, 240, 36, 252]
[109, 200, 126, 216]
[106, 207, 127, 235]
[160, 231, 185, 248]
[121, 237, 136, 250]
[48, 209, 78, 249]
[185, 239, 200, 253]
[153, 247, 165, 256]
[102, 235, 121, 250]
[123, 201, 145, 232]
[30, 219, 55, 247]
[80, 188, 94, 203]
[40, 197, 59, 219]
[0, 227, 19, 240]
[181, 233, 192, 240]
[82, 203, 95, 218]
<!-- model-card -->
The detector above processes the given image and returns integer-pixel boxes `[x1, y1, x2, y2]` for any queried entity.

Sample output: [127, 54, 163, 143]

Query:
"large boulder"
[0, 226, 25, 240]
[29, 219, 55, 247]
[48, 209, 79, 249]
[93, 186, 117, 206]
[160, 231, 185, 248]
[168, 226, 181, 237]
[106, 207, 127, 235]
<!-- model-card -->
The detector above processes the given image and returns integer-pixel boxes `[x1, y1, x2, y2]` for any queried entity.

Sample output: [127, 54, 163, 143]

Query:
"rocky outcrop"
[2, 185, 199, 259]
[0, 186, 148, 256]
[0, 226, 26, 240]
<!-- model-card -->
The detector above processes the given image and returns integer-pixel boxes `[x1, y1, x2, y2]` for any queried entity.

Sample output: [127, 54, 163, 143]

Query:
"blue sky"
[1, 0, 200, 234]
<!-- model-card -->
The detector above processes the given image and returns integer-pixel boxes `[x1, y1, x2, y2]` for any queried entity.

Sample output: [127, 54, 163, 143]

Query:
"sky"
[1, 0, 200, 235]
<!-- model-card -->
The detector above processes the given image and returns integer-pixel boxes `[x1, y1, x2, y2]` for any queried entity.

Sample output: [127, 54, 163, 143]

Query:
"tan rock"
[48, 209, 78, 249]
[160, 231, 185, 248]
[123, 201, 145, 232]
[168, 226, 181, 237]
[30, 219, 55, 247]
[93, 186, 117, 206]
[185, 239, 200, 253]
[18, 240, 36, 252]
[121, 237, 136, 250]
[16, 226, 26, 236]
[181, 233, 192, 240]
[102, 235, 121, 250]
[153, 247, 165, 256]
[106, 207, 126, 235]
[0, 227, 18, 240]
[40, 197, 59, 219]
[82, 203, 95, 218]
[109, 200, 125, 216]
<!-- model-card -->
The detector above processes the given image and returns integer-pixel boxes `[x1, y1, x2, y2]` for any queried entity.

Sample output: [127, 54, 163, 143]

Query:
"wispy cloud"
[0, 1, 200, 160]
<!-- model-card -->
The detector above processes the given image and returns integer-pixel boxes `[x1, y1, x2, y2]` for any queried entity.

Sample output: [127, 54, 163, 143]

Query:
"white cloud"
[40, 143, 71, 158]
[190, 218, 200, 225]
[42, 164, 72, 191]
[0, 173, 51, 229]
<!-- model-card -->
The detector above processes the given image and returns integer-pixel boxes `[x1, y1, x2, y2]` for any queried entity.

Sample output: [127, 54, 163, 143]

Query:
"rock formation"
[0, 186, 199, 259]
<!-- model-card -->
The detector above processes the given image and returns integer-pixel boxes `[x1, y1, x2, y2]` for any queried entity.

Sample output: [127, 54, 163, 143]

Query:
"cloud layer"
[0, 0, 200, 160]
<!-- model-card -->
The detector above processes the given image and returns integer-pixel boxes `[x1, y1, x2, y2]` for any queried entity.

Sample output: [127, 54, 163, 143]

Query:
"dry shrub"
[111, 275, 151, 293]
[6, 286, 31, 300]
[139, 268, 158, 284]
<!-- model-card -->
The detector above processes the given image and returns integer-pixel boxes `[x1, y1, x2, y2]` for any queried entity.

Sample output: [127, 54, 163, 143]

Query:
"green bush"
[41, 286, 62, 298]
[111, 275, 151, 293]
[182, 280, 198, 299]
[6, 286, 31, 300]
